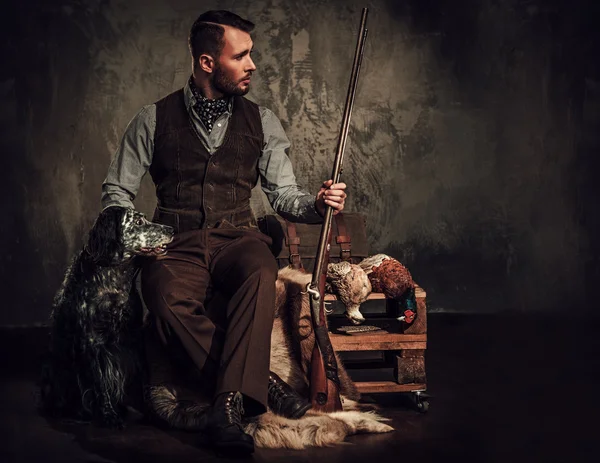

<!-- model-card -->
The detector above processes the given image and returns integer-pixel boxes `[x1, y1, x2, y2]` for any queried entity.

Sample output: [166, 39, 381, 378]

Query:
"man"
[101, 10, 347, 455]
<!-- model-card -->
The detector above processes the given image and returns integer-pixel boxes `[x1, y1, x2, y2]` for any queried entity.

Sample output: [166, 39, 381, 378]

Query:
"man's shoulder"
[234, 95, 261, 112]
[154, 88, 185, 106]
[236, 96, 278, 117]
[255, 105, 286, 135]
[257, 104, 275, 118]
[253, 104, 284, 128]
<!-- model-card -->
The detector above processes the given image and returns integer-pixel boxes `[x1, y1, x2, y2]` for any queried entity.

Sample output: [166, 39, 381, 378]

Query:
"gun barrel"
[311, 7, 369, 296]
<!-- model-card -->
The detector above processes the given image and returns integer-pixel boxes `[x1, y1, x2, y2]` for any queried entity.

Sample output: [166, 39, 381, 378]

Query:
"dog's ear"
[85, 207, 125, 265]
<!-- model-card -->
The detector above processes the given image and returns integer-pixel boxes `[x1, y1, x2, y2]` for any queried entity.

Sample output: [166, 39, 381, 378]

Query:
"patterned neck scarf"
[188, 76, 229, 133]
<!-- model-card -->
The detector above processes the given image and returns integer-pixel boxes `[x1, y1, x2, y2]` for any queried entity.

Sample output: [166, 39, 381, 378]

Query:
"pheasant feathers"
[326, 254, 417, 325]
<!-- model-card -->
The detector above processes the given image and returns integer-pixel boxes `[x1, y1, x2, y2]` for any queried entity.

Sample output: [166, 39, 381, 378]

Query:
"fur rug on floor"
[144, 267, 393, 449]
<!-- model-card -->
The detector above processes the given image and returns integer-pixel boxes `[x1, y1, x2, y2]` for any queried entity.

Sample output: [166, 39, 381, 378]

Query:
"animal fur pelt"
[144, 267, 393, 449]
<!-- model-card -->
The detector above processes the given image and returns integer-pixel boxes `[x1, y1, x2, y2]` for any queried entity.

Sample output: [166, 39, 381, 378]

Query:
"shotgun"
[307, 7, 369, 412]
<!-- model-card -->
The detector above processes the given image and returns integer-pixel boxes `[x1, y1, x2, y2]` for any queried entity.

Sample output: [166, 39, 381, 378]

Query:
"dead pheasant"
[326, 261, 372, 325]
[358, 254, 417, 324]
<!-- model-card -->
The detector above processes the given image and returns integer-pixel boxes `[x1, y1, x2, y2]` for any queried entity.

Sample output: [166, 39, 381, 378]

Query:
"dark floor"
[1, 313, 598, 463]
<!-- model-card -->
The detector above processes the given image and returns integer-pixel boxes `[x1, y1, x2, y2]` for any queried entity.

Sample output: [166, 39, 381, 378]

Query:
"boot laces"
[224, 392, 245, 426]
[268, 375, 291, 409]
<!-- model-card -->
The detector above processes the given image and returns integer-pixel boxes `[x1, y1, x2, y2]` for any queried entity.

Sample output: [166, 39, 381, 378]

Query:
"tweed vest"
[150, 89, 263, 233]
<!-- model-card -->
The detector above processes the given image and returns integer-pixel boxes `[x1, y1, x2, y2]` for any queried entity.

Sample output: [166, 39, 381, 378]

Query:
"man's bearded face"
[213, 63, 250, 96]
[212, 25, 255, 97]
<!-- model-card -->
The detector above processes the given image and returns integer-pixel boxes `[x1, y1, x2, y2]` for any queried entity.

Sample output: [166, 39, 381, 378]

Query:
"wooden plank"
[354, 381, 426, 394]
[334, 340, 427, 351]
[325, 287, 426, 301]
[331, 332, 427, 343]
[399, 349, 426, 358]
[324, 292, 386, 301]
[330, 332, 427, 351]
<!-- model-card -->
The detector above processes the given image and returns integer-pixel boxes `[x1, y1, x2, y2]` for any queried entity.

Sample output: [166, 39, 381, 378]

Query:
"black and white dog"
[40, 206, 174, 428]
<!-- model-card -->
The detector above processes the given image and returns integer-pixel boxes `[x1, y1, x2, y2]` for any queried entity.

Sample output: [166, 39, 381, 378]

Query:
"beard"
[213, 65, 250, 96]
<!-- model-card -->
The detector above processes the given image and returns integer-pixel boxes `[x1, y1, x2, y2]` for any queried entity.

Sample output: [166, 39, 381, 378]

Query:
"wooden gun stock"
[309, 250, 343, 412]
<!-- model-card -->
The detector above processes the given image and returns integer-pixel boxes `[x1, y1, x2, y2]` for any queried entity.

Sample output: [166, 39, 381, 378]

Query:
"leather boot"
[205, 391, 254, 455]
[268, 371, 312, 419]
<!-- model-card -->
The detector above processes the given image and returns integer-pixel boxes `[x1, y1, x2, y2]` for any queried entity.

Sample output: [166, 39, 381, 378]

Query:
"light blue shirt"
[101, 80, 323, 223]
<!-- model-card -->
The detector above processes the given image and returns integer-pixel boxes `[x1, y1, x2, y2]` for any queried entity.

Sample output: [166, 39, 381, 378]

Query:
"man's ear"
[199, 54, 215, 74]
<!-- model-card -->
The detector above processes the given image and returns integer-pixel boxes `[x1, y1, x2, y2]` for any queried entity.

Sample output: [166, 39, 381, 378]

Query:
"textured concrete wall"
[1, 0, 598, 325]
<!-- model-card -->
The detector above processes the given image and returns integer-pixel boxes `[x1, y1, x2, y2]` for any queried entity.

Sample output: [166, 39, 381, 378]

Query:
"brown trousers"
[141, 222, 278, 416]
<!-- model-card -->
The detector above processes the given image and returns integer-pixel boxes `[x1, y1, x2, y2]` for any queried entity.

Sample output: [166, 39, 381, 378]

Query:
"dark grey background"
[1, 0, 599, 325]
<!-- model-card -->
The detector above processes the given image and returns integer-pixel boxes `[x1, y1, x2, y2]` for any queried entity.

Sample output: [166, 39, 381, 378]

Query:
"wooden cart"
[326, 284, 429, 412]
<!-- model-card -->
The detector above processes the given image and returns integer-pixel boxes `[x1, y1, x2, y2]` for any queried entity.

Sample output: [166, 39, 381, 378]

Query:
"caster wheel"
[417, 399, 429, 413]
[409, 391, 430, 413]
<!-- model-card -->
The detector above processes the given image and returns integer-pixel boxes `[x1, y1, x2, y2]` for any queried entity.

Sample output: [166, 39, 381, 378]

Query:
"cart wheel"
[417, 399, 429, 413]
[411, 391, 430, 413]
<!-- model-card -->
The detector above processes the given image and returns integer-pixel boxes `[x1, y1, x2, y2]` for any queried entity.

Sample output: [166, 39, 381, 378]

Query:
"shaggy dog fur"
[144, 267, 394, 449]
[40, 206, 174, 428]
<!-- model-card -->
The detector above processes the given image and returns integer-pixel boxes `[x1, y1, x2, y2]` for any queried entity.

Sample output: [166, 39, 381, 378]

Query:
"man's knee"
[256, 251, 278, 280]
[234, 240, 278, 282]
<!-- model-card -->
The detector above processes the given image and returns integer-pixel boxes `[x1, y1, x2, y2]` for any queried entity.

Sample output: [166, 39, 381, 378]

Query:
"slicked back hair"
[189, 10, 255, 70]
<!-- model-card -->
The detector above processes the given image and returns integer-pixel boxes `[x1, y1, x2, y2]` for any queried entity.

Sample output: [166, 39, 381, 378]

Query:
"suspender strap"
[285, 220, 303, 269]
[334, 213, 352, 261]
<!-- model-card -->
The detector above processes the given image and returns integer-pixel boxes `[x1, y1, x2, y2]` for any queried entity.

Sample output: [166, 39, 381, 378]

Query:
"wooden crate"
[327, 285, 427, 394]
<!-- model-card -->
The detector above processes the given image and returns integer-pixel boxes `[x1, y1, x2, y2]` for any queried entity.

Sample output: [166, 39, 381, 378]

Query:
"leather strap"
[334, 213, 352, 261]
[285, 220, 303, 269]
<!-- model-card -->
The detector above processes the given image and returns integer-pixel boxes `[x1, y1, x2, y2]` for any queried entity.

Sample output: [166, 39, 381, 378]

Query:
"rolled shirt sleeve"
[101, 104, 156, 210]
[258, 107, 323, 223]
